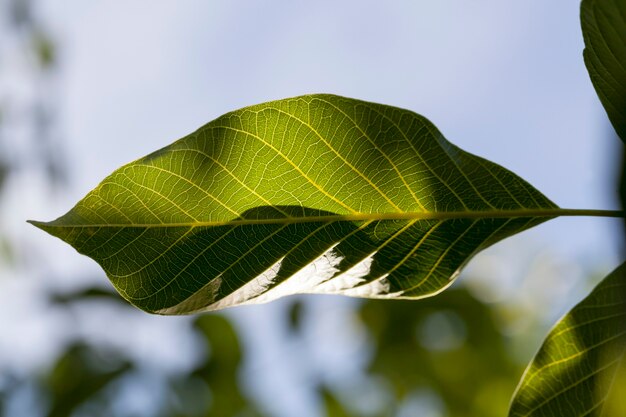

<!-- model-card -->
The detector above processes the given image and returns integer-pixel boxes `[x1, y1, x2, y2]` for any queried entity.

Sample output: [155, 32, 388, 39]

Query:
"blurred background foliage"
[0, 0, 65, 268]
[0, 1, 623, 416]
[2, 285, 529, 417]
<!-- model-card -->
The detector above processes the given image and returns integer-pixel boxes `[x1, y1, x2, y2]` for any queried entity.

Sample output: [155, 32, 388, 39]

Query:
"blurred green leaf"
[50, 286, 127, 306]
[509, 262, 626, 417]
[287, 299, 305, 334]
[43, 342, 132, 417]
[165, 377, 212, 417]
[183, 314, 264, 417]
[359, 288, 520, 417]
[319, 386, 353, 417]
[32, 31, 55, 68]
[0, 156, 8, 196]
[31, 94, 555, 314]
[0, 235, 14, 267]
[581, 0, 626, 142]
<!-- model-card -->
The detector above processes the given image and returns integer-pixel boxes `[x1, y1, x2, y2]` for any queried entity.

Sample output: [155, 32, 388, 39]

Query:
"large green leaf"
[30, 95, 557, 314]
[581, 0, 626, 142]
[509, 262, 626, 417]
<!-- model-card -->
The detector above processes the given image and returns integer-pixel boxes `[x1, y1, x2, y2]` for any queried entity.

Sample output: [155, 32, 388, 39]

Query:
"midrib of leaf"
[29, 208, 626, 229]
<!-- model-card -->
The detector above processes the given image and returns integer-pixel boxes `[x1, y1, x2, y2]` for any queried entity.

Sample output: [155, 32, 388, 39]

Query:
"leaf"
[44, 342, 132, 417]
[581, 0, 626, 142]
[509, 262, 626, 417]
[30, 94, 556, 314]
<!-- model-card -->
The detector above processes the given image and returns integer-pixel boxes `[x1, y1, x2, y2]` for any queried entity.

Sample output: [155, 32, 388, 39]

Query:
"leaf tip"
[27, 219, 57, 236]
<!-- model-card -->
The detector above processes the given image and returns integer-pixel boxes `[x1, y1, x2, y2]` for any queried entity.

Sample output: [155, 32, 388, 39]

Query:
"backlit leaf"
[581, 0, 626, 142]
[30, 95, 556, 314]
[509, 262, 626, 417]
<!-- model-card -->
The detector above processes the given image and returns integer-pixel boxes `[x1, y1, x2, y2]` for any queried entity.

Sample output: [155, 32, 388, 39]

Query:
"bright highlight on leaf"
[509, 262, 626, 417]
[30, 94, 557, 314]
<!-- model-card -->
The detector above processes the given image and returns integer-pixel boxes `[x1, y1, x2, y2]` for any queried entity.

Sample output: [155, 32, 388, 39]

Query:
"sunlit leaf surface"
[581, 0, 626, 142]
[509, 262, 626, 417]
[31, 95, 556, 314]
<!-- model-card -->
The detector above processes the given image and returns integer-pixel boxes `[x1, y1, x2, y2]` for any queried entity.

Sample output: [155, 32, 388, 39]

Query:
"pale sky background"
[39, 1, 623, 254]
[1, 1, 624, 416]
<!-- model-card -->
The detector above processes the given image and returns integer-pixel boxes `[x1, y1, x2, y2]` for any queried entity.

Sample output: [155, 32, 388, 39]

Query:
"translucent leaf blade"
[30, 95, 556, 314]
[509, 262, 626, 417]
